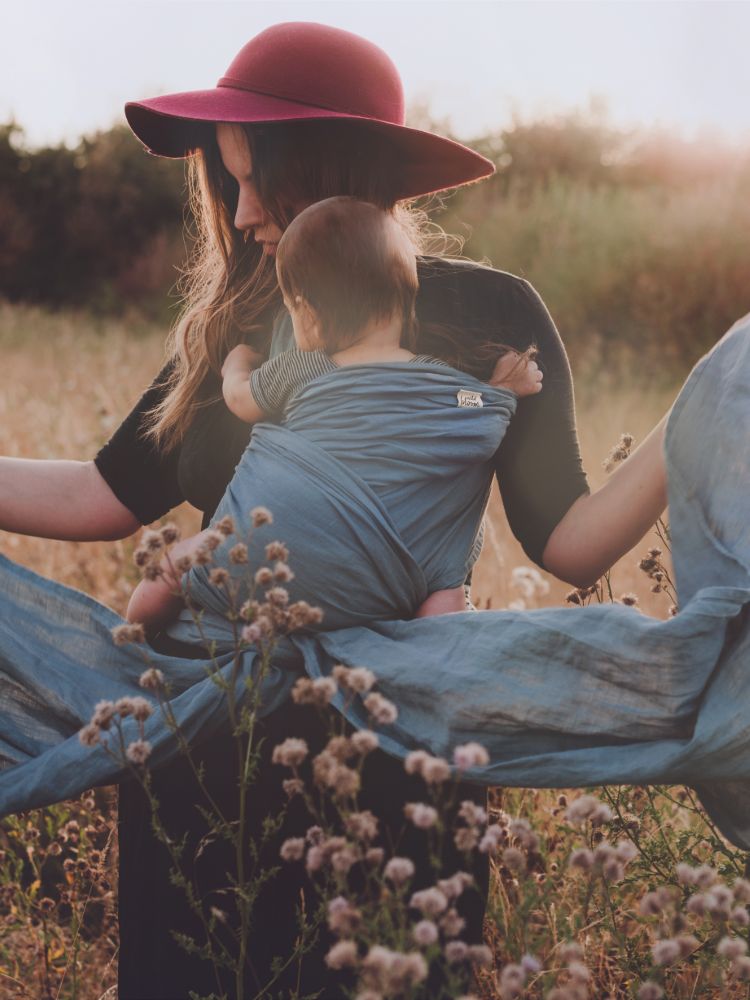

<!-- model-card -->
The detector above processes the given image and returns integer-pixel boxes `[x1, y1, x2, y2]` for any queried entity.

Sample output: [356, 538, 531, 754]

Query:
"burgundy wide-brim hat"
[125, 21, 495, 200]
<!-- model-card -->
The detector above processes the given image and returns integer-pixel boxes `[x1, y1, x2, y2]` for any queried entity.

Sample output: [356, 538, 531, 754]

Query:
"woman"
[0, 21, 726, 1000]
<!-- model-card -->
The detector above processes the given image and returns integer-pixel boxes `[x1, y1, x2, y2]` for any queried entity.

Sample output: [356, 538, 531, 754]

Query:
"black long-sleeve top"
[94, 256, 589, 568]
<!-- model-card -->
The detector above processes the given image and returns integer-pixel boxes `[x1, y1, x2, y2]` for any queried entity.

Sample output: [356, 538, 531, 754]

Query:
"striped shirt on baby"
[250, 349, 446, 420]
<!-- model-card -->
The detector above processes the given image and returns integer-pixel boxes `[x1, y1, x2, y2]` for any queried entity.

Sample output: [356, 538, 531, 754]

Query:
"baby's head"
[275, 196, 418, 353]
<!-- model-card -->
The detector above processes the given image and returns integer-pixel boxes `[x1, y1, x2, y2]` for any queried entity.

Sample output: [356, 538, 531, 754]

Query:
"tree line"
[1, 113, 748, 363]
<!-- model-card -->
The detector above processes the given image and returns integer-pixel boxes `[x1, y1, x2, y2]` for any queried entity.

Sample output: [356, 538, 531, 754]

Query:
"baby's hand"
[221, 344, 264, 381]
[489, 351, 543, 397]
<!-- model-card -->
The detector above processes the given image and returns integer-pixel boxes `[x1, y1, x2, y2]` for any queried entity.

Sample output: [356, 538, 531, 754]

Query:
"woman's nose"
[235, 184, 264, 233]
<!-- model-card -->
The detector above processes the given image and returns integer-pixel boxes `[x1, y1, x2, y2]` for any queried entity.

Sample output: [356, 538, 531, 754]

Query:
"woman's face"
[216, 123, 283, 256]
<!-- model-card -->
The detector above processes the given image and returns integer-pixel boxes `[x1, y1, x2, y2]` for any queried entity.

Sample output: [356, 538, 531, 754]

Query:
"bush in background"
[1, 110, 749, 366]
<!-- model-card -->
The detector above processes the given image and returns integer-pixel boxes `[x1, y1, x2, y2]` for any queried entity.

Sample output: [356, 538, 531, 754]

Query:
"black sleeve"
[492, 277, 590, 567]
[93, 361, 185, 525]
[415, 258, 589, 568]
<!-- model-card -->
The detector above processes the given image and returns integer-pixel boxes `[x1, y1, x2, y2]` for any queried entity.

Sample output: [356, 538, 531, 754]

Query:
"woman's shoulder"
[416, 254, 529, 289]
[415, 255, 553, 338]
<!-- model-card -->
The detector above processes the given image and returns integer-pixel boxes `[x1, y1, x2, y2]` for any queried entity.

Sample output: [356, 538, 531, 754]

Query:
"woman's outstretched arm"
[0, 458, 141, 541]
[542, 415, 668, 588]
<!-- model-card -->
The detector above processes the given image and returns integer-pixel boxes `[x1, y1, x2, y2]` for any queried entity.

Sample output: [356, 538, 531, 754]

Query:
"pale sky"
[3, 0, 750, 149]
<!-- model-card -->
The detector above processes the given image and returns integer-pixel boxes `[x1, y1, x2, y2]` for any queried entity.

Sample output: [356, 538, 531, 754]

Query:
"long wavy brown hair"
[143, 119, 466, 452]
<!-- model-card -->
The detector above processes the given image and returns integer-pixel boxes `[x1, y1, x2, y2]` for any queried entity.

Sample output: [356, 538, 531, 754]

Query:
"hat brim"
[124, 88, 494, 200]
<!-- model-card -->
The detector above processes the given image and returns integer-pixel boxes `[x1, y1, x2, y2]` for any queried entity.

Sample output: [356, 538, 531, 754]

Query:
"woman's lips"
[261, 241, 278, 256]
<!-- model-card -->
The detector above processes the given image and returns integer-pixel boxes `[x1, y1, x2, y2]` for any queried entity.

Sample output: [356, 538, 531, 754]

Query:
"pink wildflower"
[693, 863, 719, 888]
[479, 824, 505, 854]
[732, 956, 750, 981]
[159, 522, 180, 544]
[422, 756, 452, 783]
[333, 664, 377, 693]
[280, 838, 305, 861]
[331, 843, 360, 875]
[459, 800, 488, 827]
[78, 723, 100, 747]
[685, 893, 708, 916]
[437, 871, 474, 900]
[568, 960, 591, 983]
[384, 857, 415, 885]
[364, 692, 398, 725]
[564, 794, 613, 827]
[272, 737, 309, 768]
[502, 847, 526, 872]
[91, 700, 116, 730]
[640, 891, 666, 916]
[282, 778, 304, 798]
[345, 810, 378, 842]
[676, 862, 697, 885]
[638, 982, 664, 1000]
[267, 586, 289, 607]
[242, 624, 263, 644]
[498, 962, 526, 998]
[229, 543, 248, 564]
[265, 540, 288, 561]
[409, 887, 448, 917]
[445, 940, 469, 964]
[615, 838, 638, 863]
[114, 697, 136, 717]
[125, 739, 152, 765]
[454, 827, 479, 852]
[412, 919, 438, 946]
[139, 667, 165, 691]
[325, 940, 358, 969]
[569, 848, 594, 872]
[404, 802, 438, 829]
[520, 952, 541, 973]
[404, 749, 429, 775]
[469, 944, 493, 967]
[130, 696, 154, 722]
[351, 730, 379, 755]
[254, 567, 274, 587]
[453, 742, 489, 770]
[327, 896, 361, 936]
[440, 908, 465, 938]
[718, 936, 748, 961]
[651, 938, 681, 966]
[559, 941, 583, 963]
[273, 562, 294, 583]
[250, 506, 273, 527]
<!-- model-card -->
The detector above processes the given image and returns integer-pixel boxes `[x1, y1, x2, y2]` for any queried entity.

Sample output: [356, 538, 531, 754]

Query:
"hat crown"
[217, 22, 405, 125]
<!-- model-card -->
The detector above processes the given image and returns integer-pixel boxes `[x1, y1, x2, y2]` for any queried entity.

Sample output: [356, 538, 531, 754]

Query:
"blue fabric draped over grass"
[1, 325, 749, 848]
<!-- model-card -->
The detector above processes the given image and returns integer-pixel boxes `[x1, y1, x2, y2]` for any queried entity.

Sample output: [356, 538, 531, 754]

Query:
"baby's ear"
[298, 298, 322, 339]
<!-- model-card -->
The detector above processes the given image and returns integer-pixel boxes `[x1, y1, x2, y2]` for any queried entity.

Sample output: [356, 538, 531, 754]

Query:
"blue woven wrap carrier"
[1, 336, 749, 847]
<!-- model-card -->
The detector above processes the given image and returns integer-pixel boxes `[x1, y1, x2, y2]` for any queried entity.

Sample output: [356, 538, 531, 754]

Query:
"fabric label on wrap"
[457, 389, 484, 408]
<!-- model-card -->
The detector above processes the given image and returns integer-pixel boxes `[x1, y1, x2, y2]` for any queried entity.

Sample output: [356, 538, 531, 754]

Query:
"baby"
[127, 197, 542, 632]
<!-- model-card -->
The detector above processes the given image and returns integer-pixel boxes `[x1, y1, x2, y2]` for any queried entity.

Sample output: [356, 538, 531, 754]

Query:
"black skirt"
[117, 637, 490, 999]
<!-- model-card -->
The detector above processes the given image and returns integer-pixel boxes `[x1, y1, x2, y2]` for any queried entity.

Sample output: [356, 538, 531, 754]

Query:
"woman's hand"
[543, 414, 669, 587]
[126, 529, 213, 632]
[490, 351, 543, 397]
